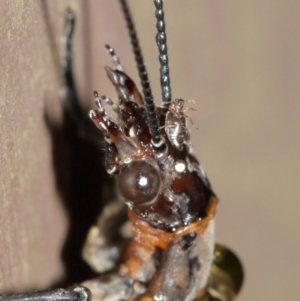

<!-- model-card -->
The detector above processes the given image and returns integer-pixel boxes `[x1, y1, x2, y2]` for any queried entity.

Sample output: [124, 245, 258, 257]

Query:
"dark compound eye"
[117, 160, 161, 204]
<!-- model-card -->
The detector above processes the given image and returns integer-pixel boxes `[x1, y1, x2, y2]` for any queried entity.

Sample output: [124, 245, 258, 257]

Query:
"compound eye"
[117, 160, 161, 204]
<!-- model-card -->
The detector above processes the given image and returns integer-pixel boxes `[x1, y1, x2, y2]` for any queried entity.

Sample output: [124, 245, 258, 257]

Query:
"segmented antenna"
[119, 0, 165, 150]
[154, 0, 171, 107]
[101, 94, 119, 113]
[93, 91, 105, 115]
[105, 44, 124, 71]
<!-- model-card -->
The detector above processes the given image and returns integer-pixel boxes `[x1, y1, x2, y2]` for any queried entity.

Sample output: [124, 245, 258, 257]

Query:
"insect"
[1, 1, 243, 301]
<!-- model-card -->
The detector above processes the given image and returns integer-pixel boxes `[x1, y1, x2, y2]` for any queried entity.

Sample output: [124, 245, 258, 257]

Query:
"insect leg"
[82, 199, 129, 273]
[61, 9, 100, 141]
[81, 273, 137, 301]
[0, 286, 91, 301]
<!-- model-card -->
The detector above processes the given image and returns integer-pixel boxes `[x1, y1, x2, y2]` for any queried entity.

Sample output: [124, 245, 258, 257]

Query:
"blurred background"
[1, 1, 300, 300]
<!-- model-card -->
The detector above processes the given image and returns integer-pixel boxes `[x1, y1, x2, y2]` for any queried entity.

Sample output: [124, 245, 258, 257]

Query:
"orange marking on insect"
[121, 197, 218, 280]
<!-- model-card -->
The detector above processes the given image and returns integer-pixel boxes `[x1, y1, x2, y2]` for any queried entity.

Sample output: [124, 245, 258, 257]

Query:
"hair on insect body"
[1, 1, 243, 301]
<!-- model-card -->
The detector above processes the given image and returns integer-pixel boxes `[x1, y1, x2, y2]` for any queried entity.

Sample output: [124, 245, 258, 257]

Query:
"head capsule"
[89, 1, 215, 232]
[90, 70, 214, 232]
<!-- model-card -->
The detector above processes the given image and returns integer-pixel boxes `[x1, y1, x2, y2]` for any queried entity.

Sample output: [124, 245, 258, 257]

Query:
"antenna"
[105, 44, 124, 71]
[154, 0, 171, 107]
[119, 0, 165, 151]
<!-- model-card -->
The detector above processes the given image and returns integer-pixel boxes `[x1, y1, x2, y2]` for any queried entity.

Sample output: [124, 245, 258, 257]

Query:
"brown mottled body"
[124, 199, 217, 301]
[82, 199, 217, 301]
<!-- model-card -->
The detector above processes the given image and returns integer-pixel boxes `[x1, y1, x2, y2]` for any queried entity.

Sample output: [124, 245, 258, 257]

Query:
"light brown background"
[0, 1, 299, 301]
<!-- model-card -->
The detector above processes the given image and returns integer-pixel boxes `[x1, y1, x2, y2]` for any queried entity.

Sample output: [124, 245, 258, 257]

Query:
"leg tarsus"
[61, 9, 101, 141]
[0, 286, 92, 301]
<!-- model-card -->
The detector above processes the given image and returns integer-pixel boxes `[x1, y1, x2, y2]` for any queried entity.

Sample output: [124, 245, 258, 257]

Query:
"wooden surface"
[0, 0, 72, 291]
[1, 1, 300, 300]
